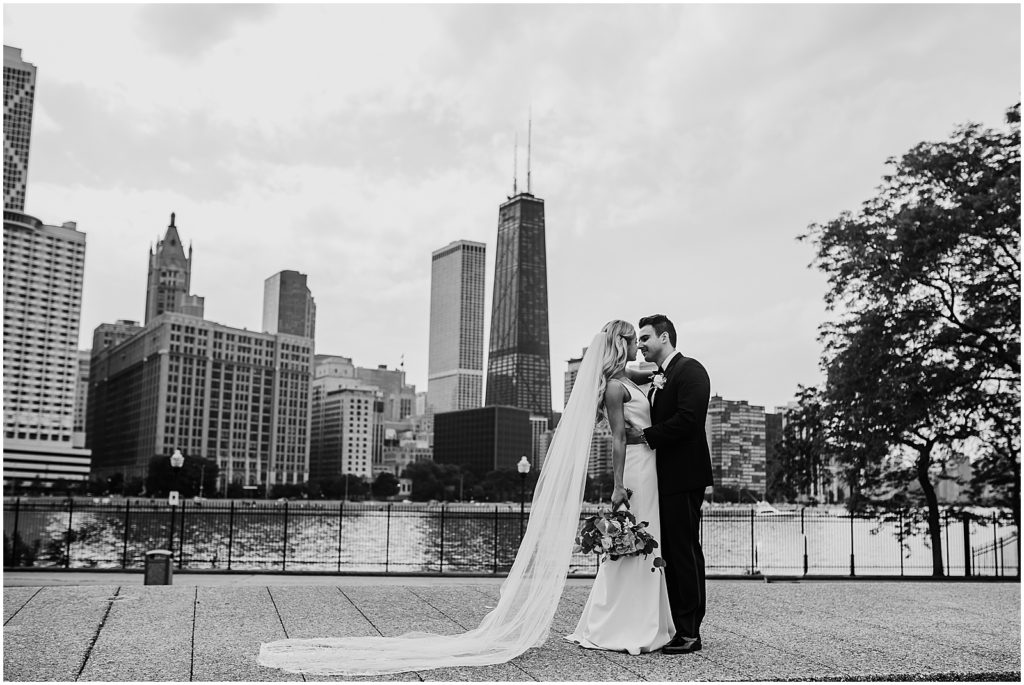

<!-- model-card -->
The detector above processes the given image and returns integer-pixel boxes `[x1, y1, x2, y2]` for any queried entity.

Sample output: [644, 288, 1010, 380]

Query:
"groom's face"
[637, 324, 668, 364]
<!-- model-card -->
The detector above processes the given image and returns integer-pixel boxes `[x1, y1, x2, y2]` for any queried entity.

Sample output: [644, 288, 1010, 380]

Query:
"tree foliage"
[801, 104, 1020, 575]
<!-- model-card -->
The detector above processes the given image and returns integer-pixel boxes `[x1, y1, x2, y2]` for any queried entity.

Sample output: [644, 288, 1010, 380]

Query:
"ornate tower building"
[145, 213, 203, 323]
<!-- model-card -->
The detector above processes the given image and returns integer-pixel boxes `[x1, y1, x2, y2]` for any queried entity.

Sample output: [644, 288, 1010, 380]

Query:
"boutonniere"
[651, 372, 666, 390]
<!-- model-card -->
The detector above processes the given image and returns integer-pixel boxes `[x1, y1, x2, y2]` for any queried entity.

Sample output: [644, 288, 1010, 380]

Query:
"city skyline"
[3, 3, 1019, 411]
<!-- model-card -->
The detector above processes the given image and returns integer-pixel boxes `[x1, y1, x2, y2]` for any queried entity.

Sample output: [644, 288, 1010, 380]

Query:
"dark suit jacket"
[643, 353, 714, 495]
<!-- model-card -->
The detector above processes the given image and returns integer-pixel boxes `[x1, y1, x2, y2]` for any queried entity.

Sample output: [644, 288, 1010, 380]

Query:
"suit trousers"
[659, 488, 707, 639]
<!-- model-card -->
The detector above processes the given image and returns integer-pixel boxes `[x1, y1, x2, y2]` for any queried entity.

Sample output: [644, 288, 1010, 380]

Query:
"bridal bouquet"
[573, 489, 666, 572]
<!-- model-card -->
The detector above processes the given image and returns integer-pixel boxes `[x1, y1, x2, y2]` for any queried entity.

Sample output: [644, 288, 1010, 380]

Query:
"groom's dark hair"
[639, 314, 676, 347]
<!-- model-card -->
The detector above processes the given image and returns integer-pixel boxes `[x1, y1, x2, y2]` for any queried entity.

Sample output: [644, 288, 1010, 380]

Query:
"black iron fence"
[3, 498, 1019, 577]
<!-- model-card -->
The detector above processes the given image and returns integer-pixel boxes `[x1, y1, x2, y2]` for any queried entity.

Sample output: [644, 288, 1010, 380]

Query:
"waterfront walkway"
[3, 572, 1020, 682]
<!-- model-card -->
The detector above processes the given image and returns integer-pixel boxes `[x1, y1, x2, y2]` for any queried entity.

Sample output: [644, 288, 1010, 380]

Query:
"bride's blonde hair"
[595, 319, 635, 422]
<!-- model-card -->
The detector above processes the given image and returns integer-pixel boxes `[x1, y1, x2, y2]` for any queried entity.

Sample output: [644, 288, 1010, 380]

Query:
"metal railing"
[3, 498, 1019, 577]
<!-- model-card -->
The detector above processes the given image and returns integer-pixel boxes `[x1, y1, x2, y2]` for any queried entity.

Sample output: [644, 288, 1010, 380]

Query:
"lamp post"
[517, 456, 531, 541]
[168, 449, 185, 553]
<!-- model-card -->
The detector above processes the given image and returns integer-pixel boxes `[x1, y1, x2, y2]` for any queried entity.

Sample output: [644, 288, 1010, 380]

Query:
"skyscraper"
[3, 46, 91, 491]
[145, 213, 203, 323]
[3, 212, 92, 488]
[428, 240, 485, 413]
[4, 45, 36, 212]
[706, 395, 767, 497]
[485, 190, 551, 416]
[263, 270, 316, 340]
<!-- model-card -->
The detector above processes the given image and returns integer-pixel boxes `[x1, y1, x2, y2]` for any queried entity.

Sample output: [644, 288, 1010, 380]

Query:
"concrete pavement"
[3, 573, 1020, 681]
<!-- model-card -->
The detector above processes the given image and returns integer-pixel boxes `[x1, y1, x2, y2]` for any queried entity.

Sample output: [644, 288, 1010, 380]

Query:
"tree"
[802, 104, 1020, 575]
[371, 472, 400, 499]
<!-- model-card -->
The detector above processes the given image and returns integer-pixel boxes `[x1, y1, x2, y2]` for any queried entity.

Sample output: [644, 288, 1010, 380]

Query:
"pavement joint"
[3, 586, 41, 626]
[189, 586, 197, 682]
[75, 585, 119, 681]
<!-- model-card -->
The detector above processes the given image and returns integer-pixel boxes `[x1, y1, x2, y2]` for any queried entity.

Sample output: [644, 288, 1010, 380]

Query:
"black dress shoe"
[662, 636, 702, 654]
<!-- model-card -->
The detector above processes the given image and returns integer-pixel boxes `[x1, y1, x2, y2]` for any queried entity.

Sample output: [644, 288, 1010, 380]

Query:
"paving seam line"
[335, 587, 424, 682]
[262, 586, 309, 683]
[2, 586, 42, 626]
[463, 583, 651, 681]
[189, 586, 197, 683]
[406, 586, 538, 682]
[75, 585, 120, 681]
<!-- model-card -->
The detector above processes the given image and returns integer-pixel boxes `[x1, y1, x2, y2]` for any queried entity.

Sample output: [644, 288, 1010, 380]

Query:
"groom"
[622, 314, 713, 655]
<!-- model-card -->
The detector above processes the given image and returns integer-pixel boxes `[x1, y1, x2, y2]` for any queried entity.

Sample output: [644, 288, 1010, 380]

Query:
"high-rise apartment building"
[3, 212, 92, 488]
[485, 189, 551, 416]
[87, 312, 312, 489]
[263, 270, 315, 340]
[706, 395, 766, 497]
[427, 240, 485, 413]
[310, 355, 385, 482]
[4, 46, 36, 212]
[145, 213, 203, 323]
[309, 383, 379, 482]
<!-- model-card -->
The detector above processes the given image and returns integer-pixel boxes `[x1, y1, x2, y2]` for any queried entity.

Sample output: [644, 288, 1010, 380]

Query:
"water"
[3, 499, 1018, 577]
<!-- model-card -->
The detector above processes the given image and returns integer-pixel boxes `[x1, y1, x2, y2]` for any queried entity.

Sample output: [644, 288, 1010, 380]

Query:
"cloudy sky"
[5, 2, 1020, 411]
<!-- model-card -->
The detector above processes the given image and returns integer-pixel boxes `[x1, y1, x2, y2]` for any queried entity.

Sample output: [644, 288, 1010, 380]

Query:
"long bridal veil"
[257, 333, 608, 675]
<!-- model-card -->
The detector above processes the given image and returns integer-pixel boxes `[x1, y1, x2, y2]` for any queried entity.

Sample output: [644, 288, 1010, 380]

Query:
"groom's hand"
[624, 424, 646, 445]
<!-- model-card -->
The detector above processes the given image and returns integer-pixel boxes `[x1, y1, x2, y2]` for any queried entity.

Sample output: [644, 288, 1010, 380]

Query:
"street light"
[517, 456, 531, 541]
[168, 449, 184, 553]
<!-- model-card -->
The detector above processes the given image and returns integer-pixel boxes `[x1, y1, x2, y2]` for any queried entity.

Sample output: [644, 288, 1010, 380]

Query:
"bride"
[258, 319, 666, 676]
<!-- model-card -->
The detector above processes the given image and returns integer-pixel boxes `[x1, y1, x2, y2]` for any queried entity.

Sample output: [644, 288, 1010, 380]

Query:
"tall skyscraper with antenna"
[485, 118, 552, 417]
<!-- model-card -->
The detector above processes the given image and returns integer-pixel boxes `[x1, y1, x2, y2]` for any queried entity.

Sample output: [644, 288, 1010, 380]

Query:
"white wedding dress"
[566, 379, 675, 654]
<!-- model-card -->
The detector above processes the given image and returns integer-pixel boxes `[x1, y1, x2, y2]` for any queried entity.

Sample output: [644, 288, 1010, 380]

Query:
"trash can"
[144, 549, 173, 585]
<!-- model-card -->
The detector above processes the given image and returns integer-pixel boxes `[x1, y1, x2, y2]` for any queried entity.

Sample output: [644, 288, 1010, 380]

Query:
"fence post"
[944, 510, 950, 575]
[282, 501, 289, 571]
[992, 514, 999, 577]
[385, 504, 392, 573]
[178, 503, 186, 569]
[122, 500, 131, 568]
[898, 510, 904, 577]
[439, 504, 445, 574]
[803, 535, 808, 576]
[227, 500, 235, 571]
[64, 498, 74, 568]
[168, 503, 177, 556]
[492, 506, 499, 575]
[963, 513, 972, 577]
[11, 498, 21, 566]
[342, 499, 350, 573]
[849, 513, 855, 577]
[749, 510, 755, 575]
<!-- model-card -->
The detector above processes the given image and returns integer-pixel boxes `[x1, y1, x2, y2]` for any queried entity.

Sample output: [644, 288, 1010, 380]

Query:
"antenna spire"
[526, 108, 532, 194]
[512, 131, 518, 195]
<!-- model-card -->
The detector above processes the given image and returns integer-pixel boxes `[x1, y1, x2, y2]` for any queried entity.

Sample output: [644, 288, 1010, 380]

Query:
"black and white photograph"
[3, 1, 1020, 682]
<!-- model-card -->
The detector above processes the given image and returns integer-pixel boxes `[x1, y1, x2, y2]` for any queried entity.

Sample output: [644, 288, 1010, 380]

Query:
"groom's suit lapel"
[650, 353, 683, 407]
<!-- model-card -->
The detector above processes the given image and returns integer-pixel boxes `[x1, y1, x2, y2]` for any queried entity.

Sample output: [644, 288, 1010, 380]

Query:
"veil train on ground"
[257, 333, 607, 675]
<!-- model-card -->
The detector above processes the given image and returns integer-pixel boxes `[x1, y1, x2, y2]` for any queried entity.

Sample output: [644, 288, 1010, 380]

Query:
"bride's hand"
[611, 485, 629, 511]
